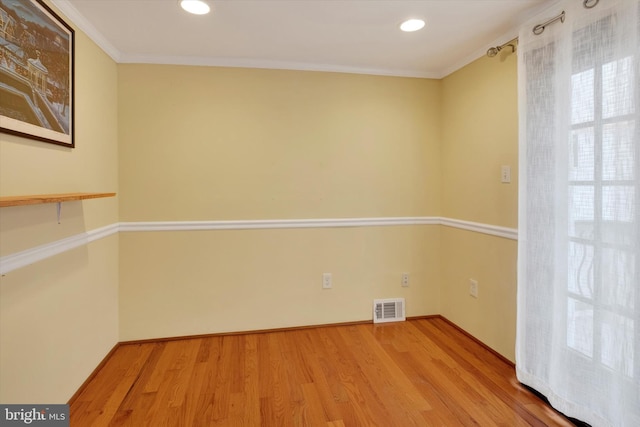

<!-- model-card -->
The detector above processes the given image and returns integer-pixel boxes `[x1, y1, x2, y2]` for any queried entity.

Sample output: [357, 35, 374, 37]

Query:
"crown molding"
[436, 0, 561, 78]
[49, 0, 560, 79]
[45, 0, 435, 79]
[50, 0, 121, 62]
[49, 0, 436, 79]
[436, 28, 520, 78]
[118, 54, 440, 79]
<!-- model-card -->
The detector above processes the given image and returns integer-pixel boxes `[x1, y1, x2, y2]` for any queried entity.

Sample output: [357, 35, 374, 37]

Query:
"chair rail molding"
[0, 223, 119, 275]
[439, 217, 518, 240]
[118, 216, 439, 232]
[0, 217, 517, 275]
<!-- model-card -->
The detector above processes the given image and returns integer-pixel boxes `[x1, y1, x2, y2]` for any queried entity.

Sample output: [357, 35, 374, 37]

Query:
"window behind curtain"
[516, 1, 640, 425]
[567, 13, 637, 381]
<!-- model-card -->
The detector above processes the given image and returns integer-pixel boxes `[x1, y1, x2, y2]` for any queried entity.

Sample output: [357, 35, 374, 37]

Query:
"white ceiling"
[53, 0, 556, 78]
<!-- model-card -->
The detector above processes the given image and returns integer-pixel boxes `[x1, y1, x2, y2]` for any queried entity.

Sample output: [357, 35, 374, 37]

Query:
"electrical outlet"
[469, 279, 478, 298]
[401, 273, 410, 287]
[322, 273, 332, 289]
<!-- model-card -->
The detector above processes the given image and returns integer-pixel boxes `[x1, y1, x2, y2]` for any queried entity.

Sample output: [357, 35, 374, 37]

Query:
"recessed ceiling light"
[180, 0, 210, 15]
[400, 19, 425, 32]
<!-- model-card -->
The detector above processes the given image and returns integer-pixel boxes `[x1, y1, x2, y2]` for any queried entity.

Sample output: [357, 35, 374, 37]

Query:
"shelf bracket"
[56, 202, 62, 224]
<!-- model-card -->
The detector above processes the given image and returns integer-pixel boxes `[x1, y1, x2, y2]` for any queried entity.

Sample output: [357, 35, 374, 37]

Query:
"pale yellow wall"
[118, 65, 442, 338]
[0, 19, 119, 403]
[440, 227, 518, 360]
[119, 66, 441, 221]
[440, 53, 519, 361]
[120, 226, 440, 340]
[441, 54, 518, 228]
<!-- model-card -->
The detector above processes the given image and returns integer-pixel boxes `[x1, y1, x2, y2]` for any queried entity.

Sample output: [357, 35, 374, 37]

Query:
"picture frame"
[0, 0, 74, 147]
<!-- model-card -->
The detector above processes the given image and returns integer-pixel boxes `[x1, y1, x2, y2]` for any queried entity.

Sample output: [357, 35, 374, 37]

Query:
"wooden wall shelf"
[0, 192, 116, 208]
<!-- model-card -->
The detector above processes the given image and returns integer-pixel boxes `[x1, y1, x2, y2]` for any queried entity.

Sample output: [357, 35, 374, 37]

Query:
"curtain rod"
[486, 0, 600, 58]
[486, 38, 518, 57]
[532, 11, 566, 35]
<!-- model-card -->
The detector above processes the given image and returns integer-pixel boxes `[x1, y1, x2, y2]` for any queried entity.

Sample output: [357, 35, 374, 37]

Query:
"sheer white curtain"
[517, 0, 639, 426]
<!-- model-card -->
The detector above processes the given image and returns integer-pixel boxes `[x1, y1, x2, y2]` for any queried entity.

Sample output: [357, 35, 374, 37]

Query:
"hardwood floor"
[70, 318, 574, 426]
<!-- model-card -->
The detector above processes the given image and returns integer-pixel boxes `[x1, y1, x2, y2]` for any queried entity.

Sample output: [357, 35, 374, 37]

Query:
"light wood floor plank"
[413, 319, 575, 427]
[320, 326, 400, 427]
[339, 325, 431, 426]
[70, 319, 576, 426]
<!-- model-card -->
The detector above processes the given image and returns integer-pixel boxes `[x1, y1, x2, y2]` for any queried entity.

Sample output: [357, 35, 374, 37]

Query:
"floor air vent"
[373, 298, 405, 323]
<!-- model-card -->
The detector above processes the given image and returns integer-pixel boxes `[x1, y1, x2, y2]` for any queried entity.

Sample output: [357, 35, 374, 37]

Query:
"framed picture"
[0, 0, 74, 147]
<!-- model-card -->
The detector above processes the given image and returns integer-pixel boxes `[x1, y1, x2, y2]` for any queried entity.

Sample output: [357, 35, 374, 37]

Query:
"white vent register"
[373, 298, 406, 323]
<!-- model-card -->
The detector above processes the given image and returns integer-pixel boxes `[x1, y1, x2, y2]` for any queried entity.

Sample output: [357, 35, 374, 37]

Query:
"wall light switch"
[322, 273, 332, 289]
[501, 165, 511, 183]
[469, 279, 479, 298]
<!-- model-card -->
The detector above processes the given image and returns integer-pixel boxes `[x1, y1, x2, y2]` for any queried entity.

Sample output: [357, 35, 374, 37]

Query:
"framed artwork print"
[0, 0, 74, 147]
